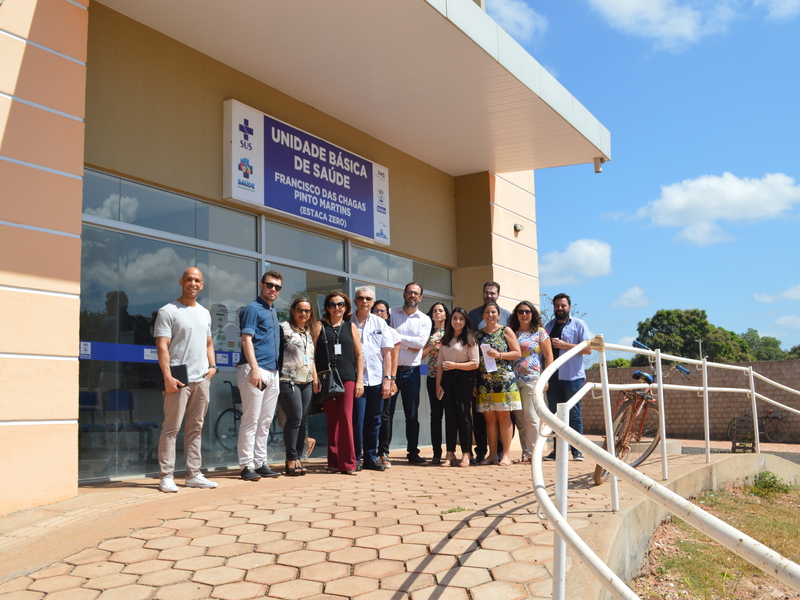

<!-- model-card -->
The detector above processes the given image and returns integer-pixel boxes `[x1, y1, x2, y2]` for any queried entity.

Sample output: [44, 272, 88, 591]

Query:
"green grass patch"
[440, 506, 466, 514]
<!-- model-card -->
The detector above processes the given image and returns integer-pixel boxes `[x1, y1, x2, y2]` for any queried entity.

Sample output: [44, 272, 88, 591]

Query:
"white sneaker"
[185, 474, 218, 489]
[159, 477, 179, 493]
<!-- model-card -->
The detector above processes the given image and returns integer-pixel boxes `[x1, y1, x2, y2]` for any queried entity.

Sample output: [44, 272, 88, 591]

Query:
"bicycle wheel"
[764, 419, 789, 443]
[594, 397, 661, 485]
[727, 420, 737, 441]
[215, 408, 241, 451]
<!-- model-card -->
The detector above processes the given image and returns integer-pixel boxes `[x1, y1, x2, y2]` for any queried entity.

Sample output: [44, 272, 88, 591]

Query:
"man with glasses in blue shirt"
[236, 270, 284, 481]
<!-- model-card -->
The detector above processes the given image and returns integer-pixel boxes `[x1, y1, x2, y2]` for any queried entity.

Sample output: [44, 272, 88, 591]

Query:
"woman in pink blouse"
[435, 307, 479, 468]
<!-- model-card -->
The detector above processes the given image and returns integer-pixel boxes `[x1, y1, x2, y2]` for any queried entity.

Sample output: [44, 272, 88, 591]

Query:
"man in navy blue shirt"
[544, 293, 592, 461]
[236, 270, 284, 481]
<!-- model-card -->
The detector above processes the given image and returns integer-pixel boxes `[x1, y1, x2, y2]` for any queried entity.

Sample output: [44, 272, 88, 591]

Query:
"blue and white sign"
[224, 100, 390, 245]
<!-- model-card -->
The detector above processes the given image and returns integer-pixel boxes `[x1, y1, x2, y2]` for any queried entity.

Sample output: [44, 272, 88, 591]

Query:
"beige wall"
[84, 2, 457, 270]
[453, 171, 539, 313]
[0, 0, 87, 515]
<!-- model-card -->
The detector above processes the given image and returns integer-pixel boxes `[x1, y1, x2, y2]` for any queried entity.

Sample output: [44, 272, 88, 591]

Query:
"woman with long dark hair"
[422, 302, 449, 463]
[507, 301, 553, 463]
[277, 297, 320, 475]
[313, 292, 363, 475]
[373, 300, 400, 468]
[475, 302, 521, 466]
[435, 307, 479, 468]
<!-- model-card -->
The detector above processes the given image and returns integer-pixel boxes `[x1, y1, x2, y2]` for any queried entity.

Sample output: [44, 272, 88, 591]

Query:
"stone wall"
[582, 360, 800, 442]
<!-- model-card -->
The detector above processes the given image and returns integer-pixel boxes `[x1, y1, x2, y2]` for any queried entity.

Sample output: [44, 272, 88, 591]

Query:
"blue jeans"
[397, 367, 422, 457]
[547, 377, 584, 455]
[353, 384, 384, 463]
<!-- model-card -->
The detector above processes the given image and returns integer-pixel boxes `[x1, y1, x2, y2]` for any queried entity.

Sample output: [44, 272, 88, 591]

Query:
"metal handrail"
[532, 335, 800, 600]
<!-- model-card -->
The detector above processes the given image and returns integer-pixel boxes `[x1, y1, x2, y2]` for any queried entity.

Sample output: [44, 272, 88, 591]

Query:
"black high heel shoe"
[285, 460, 302, 476]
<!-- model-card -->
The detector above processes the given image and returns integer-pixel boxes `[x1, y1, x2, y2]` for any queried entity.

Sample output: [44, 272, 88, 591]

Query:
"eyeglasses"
[404, 291, 421, 297]
[294, 308, 312, 314]
[372, 308, 387, 314]
[356, 296, 373, 302]
[517, 310, 532, 315]
[261, 281, 282, 291]
[327, 302, 346, 309]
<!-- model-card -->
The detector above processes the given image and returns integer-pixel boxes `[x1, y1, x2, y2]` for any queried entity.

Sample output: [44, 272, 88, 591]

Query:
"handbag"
[313, 323, 345, 406]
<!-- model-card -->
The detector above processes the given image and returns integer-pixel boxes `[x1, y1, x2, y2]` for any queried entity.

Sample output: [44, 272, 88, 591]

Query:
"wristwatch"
[384, 375, 396, 380]
[209, 366, 219, 373]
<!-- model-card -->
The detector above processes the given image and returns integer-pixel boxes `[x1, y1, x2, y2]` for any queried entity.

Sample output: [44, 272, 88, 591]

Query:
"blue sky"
[486, 0, 800, 356]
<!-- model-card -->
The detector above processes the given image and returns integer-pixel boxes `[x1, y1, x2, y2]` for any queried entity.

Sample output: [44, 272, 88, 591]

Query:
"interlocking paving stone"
[328, 547, 378, 565]
[145, 536, 191, 551]
[0, 577, 33, 594]
[410, 586, 469, 600]
[491, 561, 550, 583]
[378, 543, 428, 561]
[284, 527, 331, 542]
[434, 566, 492, 588]
[27, 576, 85, 593]
[42, 588, 101, 600]
[299, 561, 350, 582]
[96, 538, 145, 552]
[352, 559, 405, 579]
[354, 534, 401, 549]
[191, 511, 231, 521]
[137, 569, 191, 587]
[510, 544, 555, 563]
[107, 548, 159, 564]
[121, 559, 173, 575]
[28, 563, 72, 579]
[189, 534, 238, 548]
[309, 519, 354, 530]
[220, 524, 264, 537]
[158, 545, 206, 562]
[131, 527, 174, 540]
[426, 539, 478, 555]
[477, 535, 527, 551]
[379, 572, 436, 592]
[173, 526, 221, 539]
[191, 566, 246, 586]
[162, 519, 206, 530]
[172, 556, 225, 571]
[254, 539, 303, 555]
[304, 537, 353, 553]
[0, 591, 44, 600]
[353, 591, 409, 600]
[268, 578, 323, 599]
[206, 542, 255, 558]
[457, 549, 512, 569]
[276, 550, 327, 568]
[243, 564, 297, 585]
[83, 573, 138, 590]
[63, 549, 111, 566]
[96, 584, 154, 600]
[208, 581, 266, 600]
[154, 581, 212, 600]
[237, 531, 282, 545]
[470, 580, 528, 600]
[324, 575, 378, 597]
[225, 553, 275, 571]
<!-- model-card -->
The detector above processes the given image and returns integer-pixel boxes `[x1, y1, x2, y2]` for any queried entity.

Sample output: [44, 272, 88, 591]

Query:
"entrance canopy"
[97, 0, 610, 176]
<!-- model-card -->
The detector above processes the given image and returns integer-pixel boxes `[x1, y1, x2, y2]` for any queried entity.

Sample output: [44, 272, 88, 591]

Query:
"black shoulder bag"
[313, 323, 345, 407]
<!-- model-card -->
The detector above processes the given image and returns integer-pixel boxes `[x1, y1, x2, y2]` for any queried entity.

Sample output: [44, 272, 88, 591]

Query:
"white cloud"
[539, 239, 612, 286]
[775, 315, 800, 329]
[754, 284, 800, 303]
[617, 335, 637, 347]
[755, 0, 800, 19]
[612, 286, 650, 308]
[487, 0, 548, 43]
[635, 172, 800, 245]
[587, 0, 737, 50]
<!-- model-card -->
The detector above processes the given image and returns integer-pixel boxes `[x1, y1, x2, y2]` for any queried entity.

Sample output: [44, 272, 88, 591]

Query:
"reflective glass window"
[120, 180, 197, 238]
[197, 204, 258, 252]
[263, 220, 343, 271]
[83, 170, 120, 220]
[351, 245, 388, 281]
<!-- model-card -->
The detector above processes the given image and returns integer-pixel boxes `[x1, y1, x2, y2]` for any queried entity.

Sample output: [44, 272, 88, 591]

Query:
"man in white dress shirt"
[386, 282, 432, 464]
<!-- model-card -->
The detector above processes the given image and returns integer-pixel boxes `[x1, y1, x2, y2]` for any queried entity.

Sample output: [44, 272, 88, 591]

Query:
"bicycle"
[727, 409, 788, 443]
[215, 380, 243, 451]
[594, 340, 690, 485]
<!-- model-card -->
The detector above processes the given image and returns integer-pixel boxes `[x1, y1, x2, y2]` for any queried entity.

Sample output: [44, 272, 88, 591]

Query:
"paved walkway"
[1, 440, 798, 600]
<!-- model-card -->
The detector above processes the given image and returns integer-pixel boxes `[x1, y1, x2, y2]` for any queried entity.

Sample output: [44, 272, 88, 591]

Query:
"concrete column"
[0, 0, 88, 514]
[453, 171, 539, 314]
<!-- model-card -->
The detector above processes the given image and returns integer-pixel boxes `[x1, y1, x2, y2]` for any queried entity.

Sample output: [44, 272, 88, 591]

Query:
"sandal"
[440, 459, 452, 467]
[459, 454, 471, 468]
[285, 461, 302, 477]
[298, 462, 307, 476]
[513, 456, 531, 464]
[324, 467, 338, 474]
[342, 470, 358, 476]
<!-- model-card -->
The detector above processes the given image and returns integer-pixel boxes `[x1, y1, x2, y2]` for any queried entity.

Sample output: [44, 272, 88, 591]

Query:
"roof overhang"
[96, 0, 611, 176]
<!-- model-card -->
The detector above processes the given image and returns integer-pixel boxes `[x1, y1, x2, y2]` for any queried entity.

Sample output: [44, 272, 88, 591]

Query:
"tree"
[787, 345, 800, 360]
[539, 293, 587, 324]
[588, 357, 630, 370]
[632, 309, 753, 366]
[738, 328, 787, 361]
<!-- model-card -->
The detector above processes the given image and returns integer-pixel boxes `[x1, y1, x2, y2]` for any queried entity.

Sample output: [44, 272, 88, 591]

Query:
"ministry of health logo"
[239, 119, 254, 141]
[238, 158, 253, 179]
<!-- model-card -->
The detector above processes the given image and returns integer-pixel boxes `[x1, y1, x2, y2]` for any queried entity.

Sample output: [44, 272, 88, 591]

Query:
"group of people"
[152, 269, 591, 493]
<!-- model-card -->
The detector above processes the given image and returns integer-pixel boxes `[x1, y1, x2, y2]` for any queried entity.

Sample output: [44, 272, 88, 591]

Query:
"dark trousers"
[426, 376, 443, 459]
[325, 381, 357, 471]
[378, 366, 421, 457]
[277, 381, 313, 461]
[353, 384, 384, 463]
[547, 377, 585, 455]
[441, 370, 474, 454]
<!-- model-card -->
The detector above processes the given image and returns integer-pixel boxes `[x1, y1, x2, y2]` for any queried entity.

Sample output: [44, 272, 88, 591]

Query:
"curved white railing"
[532, 335, 800, 600]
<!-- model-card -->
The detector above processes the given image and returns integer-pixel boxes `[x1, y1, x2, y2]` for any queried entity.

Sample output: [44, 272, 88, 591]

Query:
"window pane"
[197, 204, 258, 252]
[351, 245, 388, 280]
[271, 263, 347, 321]
[388, 254, 413, 285]
[120, 180, 197, 238]
[263, 220, 344, 271]
[83, 170, 120, 220]
[418, 261, 452, 295]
